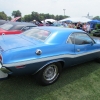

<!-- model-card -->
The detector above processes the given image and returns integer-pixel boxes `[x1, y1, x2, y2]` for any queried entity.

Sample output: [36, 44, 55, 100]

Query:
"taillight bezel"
[0, 55, 2, 62]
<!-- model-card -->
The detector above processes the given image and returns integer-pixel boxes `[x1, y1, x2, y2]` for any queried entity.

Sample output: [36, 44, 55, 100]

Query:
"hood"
[0, 34, 41, 51]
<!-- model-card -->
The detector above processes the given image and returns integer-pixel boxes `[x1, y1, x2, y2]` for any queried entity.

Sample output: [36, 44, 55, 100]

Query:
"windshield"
[22, 28, 51, 41]
[0, 23, 13, 30]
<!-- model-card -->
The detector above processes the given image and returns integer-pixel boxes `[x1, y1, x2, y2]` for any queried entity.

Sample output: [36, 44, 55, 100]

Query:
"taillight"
[0, 55, 2, 61]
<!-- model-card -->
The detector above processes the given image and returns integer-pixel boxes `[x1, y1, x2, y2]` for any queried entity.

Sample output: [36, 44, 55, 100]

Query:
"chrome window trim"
[66, 32, 95, 45]
[66, 32, 75, 44]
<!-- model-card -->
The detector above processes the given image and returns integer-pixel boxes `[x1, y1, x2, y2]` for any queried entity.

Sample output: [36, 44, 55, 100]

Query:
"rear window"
[0, 23, 13, 30]
[9, 25, 24, 30]
[22, 28, 51, 41]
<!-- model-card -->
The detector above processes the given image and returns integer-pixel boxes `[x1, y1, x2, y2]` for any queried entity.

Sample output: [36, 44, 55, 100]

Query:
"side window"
[67, 33, 74, 44]
[10, 25, 23, 30]
[22, 26, 30, 31]
[74, 33, 94, 45]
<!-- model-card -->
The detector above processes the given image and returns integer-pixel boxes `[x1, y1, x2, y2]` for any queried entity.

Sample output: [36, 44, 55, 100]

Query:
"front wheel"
[36, 62, 62, 86]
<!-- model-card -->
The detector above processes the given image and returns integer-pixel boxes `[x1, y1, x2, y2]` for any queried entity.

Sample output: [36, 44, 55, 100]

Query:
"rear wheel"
[95, 58, 100, 63]
[36, 62, 62, 86]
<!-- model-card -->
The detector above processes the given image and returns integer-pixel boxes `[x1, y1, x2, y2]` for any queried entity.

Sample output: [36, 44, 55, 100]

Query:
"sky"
[0, 0, 100, 18]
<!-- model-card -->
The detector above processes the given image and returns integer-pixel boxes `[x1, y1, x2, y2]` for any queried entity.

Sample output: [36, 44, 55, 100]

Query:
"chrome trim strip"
[3, 49, 100, 67]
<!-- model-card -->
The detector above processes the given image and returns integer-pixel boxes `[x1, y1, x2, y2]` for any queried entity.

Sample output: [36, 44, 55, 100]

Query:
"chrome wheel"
[36, 62, 62, 85]
[43, 64, 58, 81]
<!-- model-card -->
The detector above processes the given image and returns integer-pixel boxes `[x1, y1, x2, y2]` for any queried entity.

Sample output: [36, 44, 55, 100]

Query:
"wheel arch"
[34, 59, 65, 75]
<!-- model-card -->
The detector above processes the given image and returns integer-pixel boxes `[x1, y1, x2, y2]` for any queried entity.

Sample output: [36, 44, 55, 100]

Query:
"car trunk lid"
[0, 34, 41, 51]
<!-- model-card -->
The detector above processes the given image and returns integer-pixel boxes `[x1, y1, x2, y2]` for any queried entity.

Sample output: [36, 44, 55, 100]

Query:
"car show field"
[0, 61, 100, 100]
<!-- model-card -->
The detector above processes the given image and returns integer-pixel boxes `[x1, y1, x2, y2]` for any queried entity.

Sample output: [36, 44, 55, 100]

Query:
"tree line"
[0, 10, 69, 22]
[0, 10, 100, 22]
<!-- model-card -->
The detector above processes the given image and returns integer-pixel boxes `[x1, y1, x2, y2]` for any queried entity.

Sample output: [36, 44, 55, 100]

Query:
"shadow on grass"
[0, 61, 100, 100]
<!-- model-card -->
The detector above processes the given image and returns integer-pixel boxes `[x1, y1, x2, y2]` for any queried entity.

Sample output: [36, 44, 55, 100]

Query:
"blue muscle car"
[0, 27, 100, 85]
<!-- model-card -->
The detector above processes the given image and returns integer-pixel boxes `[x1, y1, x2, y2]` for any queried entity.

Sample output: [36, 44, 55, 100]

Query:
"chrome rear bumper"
[0, 63, 9, 79]
[0, 63, 11, 74]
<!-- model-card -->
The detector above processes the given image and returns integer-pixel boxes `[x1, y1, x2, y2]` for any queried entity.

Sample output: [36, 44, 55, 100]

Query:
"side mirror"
[90, 41, 93, 45]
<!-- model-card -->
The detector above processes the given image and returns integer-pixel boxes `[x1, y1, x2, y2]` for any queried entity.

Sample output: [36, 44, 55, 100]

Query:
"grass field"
[0, 61, 100, 100]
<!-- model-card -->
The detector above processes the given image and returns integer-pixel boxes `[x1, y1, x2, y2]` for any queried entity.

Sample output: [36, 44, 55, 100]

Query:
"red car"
[0, 22, 37, 35]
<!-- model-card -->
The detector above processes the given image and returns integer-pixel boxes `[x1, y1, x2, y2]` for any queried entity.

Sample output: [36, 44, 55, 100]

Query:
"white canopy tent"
[45, 19, 56, 22]
[59, 17, 92, 23]
[42, 19, 56, 23]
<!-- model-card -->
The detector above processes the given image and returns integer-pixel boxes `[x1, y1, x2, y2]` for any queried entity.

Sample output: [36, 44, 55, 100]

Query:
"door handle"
[77, 49, 80, 52]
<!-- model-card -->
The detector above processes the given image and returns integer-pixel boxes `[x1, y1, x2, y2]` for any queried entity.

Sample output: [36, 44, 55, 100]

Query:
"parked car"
[91, 29, 100, 36]
[0, 20, 8, 25]
[0, 27, 100, 85]
[0, 22, 37, 35]
[34, 20, 54, 26]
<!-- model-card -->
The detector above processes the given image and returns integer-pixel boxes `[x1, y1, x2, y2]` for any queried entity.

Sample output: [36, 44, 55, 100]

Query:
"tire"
[36, 62, 62, 86]
[93, 34, 95, 36]
[95, 58, 100, 63]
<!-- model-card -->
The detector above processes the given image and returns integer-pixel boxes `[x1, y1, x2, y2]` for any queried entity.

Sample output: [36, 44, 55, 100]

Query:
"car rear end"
[0, 34, 37, 78]
[0, 48, 12, 79]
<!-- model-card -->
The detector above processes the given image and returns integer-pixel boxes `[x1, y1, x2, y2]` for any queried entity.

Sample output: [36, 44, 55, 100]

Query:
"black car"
[0, 20, 8, 25]
[92, 29, 100, 36]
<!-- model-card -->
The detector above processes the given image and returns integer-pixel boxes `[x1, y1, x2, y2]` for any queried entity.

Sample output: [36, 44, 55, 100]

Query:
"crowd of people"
[62, 21, 91, 33]
[32, 20, 91, 33]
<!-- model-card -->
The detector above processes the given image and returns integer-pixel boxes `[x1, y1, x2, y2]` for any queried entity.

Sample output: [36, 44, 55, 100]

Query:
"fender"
[34, 59, 65, 75]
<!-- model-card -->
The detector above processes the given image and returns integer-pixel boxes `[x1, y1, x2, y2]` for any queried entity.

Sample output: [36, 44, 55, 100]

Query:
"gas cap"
[36, 49, 42, 55]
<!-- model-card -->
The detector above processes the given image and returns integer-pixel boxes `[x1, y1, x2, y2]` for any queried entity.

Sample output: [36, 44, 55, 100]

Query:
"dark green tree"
[23, 11, 70, 22]
[12, 10, 21, 21]
[93, 16, 100, 20]
[24, 14, 32, 22]
[12, 10, 21, 18]
[0, 11, 7, 20]
[7, 16, 12, 21]
[31, 11, 39, 21]
[51, 14, 55, 19]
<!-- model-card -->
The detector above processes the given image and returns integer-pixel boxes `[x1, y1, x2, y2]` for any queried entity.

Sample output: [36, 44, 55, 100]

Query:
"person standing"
[43, 20, 46, 26]
[86, 23, 91, 33]
[76, 22, 82, 29]
[63, 22, 68, 28]
[82, 23, 87, 32]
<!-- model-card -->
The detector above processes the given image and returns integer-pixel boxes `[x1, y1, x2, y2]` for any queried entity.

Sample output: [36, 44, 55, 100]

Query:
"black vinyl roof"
[0, 20, 8, 25]
[0, 21, 37, 30]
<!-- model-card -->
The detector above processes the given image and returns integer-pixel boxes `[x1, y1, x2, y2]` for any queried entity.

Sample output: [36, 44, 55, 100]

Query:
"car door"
[74, 32, 99, 64]
[66, 33, 76, 66]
